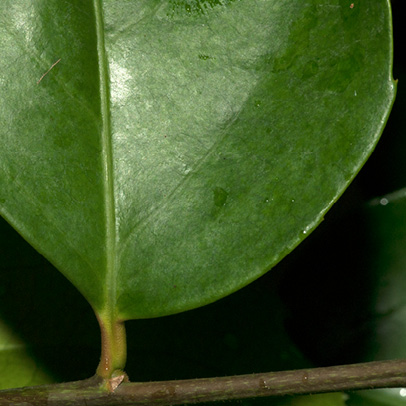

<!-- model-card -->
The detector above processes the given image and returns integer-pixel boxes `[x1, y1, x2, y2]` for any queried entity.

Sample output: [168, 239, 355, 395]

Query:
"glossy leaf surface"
[0, 1, 395, 319]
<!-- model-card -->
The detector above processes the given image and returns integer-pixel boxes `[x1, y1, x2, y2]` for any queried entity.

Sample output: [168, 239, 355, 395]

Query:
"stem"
[2, 360, 406, 405]
[96, 314, 127, 383]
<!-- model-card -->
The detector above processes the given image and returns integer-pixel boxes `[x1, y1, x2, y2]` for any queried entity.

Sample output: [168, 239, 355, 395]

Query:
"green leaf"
[273, 393, 346, 406]
[0, 321, 54, 390]
[344, 191, 406, 406]
[348, 390, 406, 406]
[0, 217, 101, 387]
[0, 0, 395, 325]
[366, 191, 406, 361]
[0, 218, 54, 389]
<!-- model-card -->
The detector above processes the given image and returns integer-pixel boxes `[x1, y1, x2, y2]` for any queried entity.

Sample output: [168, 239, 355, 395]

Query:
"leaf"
[0, 321, 54, 390]
[348, 390, 406, 406]
[365, 191, 406, 361]
[273, 393, 346, 406]
[344, 191, 406, 406]
[0, 1, 396, 324]
[0, 216, 101, 387]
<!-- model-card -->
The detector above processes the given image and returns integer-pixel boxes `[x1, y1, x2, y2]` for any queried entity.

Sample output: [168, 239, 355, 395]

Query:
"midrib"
[94, 0, 116, 316]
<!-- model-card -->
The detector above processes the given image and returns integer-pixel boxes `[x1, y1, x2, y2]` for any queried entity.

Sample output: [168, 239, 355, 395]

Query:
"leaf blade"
[0, 0, 396, 320]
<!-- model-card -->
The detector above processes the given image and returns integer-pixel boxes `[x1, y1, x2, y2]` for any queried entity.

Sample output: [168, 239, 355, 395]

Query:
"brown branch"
[1, 360, 406, 405]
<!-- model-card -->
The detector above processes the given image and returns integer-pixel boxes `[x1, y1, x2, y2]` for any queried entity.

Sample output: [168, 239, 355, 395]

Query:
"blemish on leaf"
[37, 58, 61, 84]
[213, 187, 228, 207]
[169, 0, 238, 16]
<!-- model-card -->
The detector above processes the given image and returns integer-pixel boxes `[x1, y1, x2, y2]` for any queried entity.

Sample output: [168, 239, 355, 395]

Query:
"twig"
[1, 359, 406, 405]
[37, 58, 61, 84]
